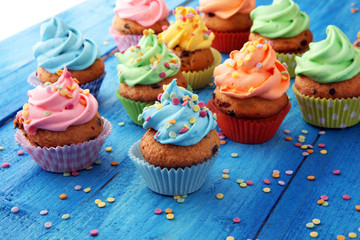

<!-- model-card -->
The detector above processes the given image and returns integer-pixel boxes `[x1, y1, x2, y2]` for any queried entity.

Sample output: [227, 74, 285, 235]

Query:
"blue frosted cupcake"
[28, 17, 105, 98]
[129, 79, 220, 195]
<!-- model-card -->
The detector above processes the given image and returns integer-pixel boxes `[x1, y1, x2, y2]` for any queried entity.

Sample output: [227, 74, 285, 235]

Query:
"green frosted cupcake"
[293, 25, 360, 128]
[249, 0, 313, 78]
[115, 29, 188, 126]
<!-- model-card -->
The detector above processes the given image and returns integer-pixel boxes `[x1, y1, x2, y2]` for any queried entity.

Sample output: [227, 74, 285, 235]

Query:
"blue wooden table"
[1, 0, 359, 239]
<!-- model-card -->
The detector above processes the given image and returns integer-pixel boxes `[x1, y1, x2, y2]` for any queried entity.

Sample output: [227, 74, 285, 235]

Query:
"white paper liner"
[109, 26, 143, 51]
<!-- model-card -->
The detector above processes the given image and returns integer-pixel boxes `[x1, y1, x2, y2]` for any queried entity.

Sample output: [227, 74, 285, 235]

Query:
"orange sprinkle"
[285, 136, 292, 141]
[139, 51, 144, 56]
[220, 140, 226, 145]
[272, 173, 280, 179]
[80, 99, 87, 106]
[24, 119, 31, 124]
[73, 78, 80, 84]
[52, 88, 58, 92]
[258, 38, 264, 44]
[136, 57, 142, 62]
[357, 32, 360, 39]
[56, 69, 63, 75]
[66, 94, 73, 98]
[355, 205, 360, 211]
[317, 199, 325, 205]
[165, 208, 173, 214]
[143, 29, 149, 35]
[170, 58, 178, 64]
[351, 8, 358, 13]
[183, 95, 190, 101]
[130, 46, 135, 52]
[111, 161, 118, 166]
[60, 194, 67, 200]
[169, 119, 176, 124]
[307, 176, 315, 181]
[307, 149, 314, 154]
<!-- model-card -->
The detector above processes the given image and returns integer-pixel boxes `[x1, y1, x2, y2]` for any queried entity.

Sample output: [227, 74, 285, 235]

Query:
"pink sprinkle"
[185, 14, 192, 18]
[162, 25, 168, 31]
[64, 71, 71, 78]
[219, 135, 226, 140]
[343, 194, 351, 200]
[268, 41, 274, 46]
[120, 50, 125, 54]
[302, 152, 309, 156]
[172, 9, 176, 14]
[179, 128, 188, 134]
[284, 129, 290, 134]
[2, 162, 10, 168]
[157, 93, 162, 101]
[294, 142, 302, 147]
[145, 116, 151, 121]
[219, 132, 224, 136]
[246, 180, 253, 186]
[155, 131, 160, 138]
[333, 170, 340, 175]
[273, 170, 280, 174]
[278, 180, 285, 186]
[182, 100, 188, 106]
[155, 208, 162, 215]
[264, 179, 271, 185]
[320, 195, 328, 201]
[223, 169, 229, 174]
[44, 222, 52, 229]
[190, 33, 195, 36]
[11, 207, 19, 213]
[17, 150, 24, 155]
[159, 72, 166, 78]
[198, 101, 205, 109]
[172, 97, 180, 105]
[90, 229, 98, 236]
[72, 171, 79, 176]
[164, 62, 170, 68]
[135, 45, 141, 48]
[285, 170, 293, 175]
[318, 143, 325, 148]
[233, 217, 241, 223]
[196, 9, 200, 14]
[74, 185, 82, 191]
[179, 15, 186, 21]
[199, 110, 207, 118]
[318, 131, 326, 135]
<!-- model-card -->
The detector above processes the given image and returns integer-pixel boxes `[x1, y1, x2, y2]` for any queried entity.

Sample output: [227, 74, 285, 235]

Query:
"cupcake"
[353, 32, 360, 49]
[249, 0, 312, 78]
[129, 79, 220, 195]
[293, 25, 360, 128]
[115, 29, 188, 126]
[208, 38, 291, 144]
[15, 68, 112, 172]
[29, 17, 105, 98]
[110, 0, 169, 50]
[159, 6, 222, 89]
[199, 0, 256, 53]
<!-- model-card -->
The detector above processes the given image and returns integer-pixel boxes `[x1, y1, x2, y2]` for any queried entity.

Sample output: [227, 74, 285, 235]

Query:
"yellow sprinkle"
[193, 105, 200, 112]
[149, 29, 155, 34]
[282, 75, 288, 80]
[240, 47, 246, 53]
[244, 54, 252, 61]
[158, 38, 163, 44]
[237, 60, 244, 66]
[56, 69, 63, 75]
[84, 188, 91, 193]
[173, 195, 181, 200]
[129, 58, 135, 64]
[240, 182, 247, 188]
[226, 237, 234, 240]
[248, 87, 254, 93]
[103, 41, 109, 45]
[163, 85, 167, 91]
[24, 119, 31, 124]
[85, 165, 93, 170]
[263, 187, 271, 193]
[98, 202, 106, 208]
[244, 42, 250, 48]
[149, 57, 155, 63]
[216, 193, 224, 199]
[263, 44, 268, 51]
[107, 198, 115, 203]
[310, 231, 318, 238]
[208, 83, 214, 86]
[156, 53, 162, 59]
[0, 147, 3, 151]
[22, 110, 29, 118]
[23, 103, 29, 110]
[232, 72, 238, 78]
[191, 94, 198, 101]
[301, 145, 308, 149]
[139, 51, 143, 56]
[169, 119, 176, 124]
[189, 117, 196, 124]
[156, 104, 163, 110]
[60, 89, 68, 96]
[184, 124, 190, 130]
[136, 57, 142, 62]
[349, 232, 357, 238]
[115, 52, 119, 57]
[320, 150, 327, 155]
[166, 213, 174, 220]
[222, 174, 229, 179]
[83, 89, 90, 95]
[106, 147, 112, 152]
[95, 199, 101, 205]
[248, 45, 256, 52]
[312, 219, 321, 225]
[130, 46, 135, 52]
[147, 46, 152, 50]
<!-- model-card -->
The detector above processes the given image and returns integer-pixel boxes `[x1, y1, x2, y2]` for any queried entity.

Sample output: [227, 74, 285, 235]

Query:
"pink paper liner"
[211, 30, 250, 53]
[207, 99, 291, 144]
[15, 118, 112, 173]
[109, 26, 143, 51]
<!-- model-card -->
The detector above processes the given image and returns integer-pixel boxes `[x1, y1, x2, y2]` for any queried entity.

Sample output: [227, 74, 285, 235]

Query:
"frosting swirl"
[140, 79, 217, 146]
[295, 25, 360, 83]
[33, 17, 100, 74]
[114, 0, 169, 27]
[16, 68, 98, 135]
[159, 6, 215, 51]
[199, 0, 255, 19]
[214, 39, 290, 100]
[250, 0, 310, 38]
[116, 29, 180, 87]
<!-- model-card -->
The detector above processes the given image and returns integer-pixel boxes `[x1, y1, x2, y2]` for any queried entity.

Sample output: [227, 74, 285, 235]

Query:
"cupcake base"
[15, 118, 112, 173]
[109, 26, 143, 51]
[129, 140, 219, 196]
[211, 31, 250, 53]
[293, 85, 360, 128]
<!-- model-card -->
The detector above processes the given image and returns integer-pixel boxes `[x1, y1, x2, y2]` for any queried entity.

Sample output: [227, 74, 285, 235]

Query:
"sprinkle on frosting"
[295, 25, 360, 83]
[33, 17, 100, 73]
[140, 79, 217, 146]
[159, 7, 215, 52]
[15, 67, 98, 135]
[199, 0, 255, 19]
[116, 29, 180, 87]
[214, 38, 290, 100]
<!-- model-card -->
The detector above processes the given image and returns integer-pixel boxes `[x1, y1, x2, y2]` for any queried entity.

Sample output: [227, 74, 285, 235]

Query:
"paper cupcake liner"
[182, 48, 222, 90]
[115, 90, 151, 126]
[276, 52, 302, 78]
[293, 85, 360, 128]
[207, 99, 291, 144]
[129, 140, 219, 196]
[109, 26, 142, 51]
[211, 31, 250, 53]
[15, 118, 112, 173]
[28, 71, 106, 98]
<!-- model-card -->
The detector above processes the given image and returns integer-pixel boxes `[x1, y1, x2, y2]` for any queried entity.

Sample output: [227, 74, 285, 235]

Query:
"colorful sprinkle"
[246, 180, 253, 186]
[278, 180, 285, 186]
[60, 194, 67, 200]
[285, 170, 293, 175]
[216, 193, 224, 199]
[105, 147, 112, 152]
[40, 210, 48, 215]
[11, 207, 19, 213]
[263, 187, 271, 193]
[236, 179, 244, 184]
[337, 235, 346, 240]
[74, 185, 82, 191]
[107, 198, 115, 203]
[320, 195, 328, 201]
[199, 110, 207, 118]
[355, 205, 360, 211]
[90, 230, 98, 236]
[307, 176, 315, 181]
[285, 136, 292, 141]
[62, 214, 70, 220]
[72, 171, 79, 176]
[2, 162, 10, 168]
[84, 188, 91, 193]
[231, 153, 238, 158]
[333, 170, 340, 175]
[306, 222, 315, 228]
[111, 161, 118, 166]
[155, 208, 162, 215]
[240, 183, 247, 188]
[256, 62, 263, 69]
[44, 222, 52, 229]
[159, 72, 166, 78]
[343, 194, 351, 200]
[320, 150, 327, 154]
[264, 179, 271, 185]
[166, 213, 175, 220]
[169, 131, 177, 138]
[98, 202, 106, 208]
[310, 231, 318, 238]
[233, 217, 241, 223]
[193, 105, 200, 112]
[349, 232, 358, 238]
[312, 219, 321, 225]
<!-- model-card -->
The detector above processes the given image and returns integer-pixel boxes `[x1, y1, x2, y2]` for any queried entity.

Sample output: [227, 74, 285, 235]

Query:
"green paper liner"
[292, 85, 360, 128]
[276, 52, 302, 79]
[182, 48, 222, 90]
[116, 91, 151, 126]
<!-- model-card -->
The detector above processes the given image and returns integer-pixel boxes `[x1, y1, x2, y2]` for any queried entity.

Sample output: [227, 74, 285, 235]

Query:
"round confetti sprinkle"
[284, 129, 290, 134]
[74, 185, 82, 191]
[111, 161, 118, 166]
[231, 153, 238, 158]
[118, 122, 125, 126]
[306, 222, 315, 229]
[165, 208, 173, 214]
[44, 222, 52, 229]
[285, 170, 293, 175]
[72, 171, 79, 176]
[220, 140, 227, 145]
[312, 219, 321, 225]
[94, 160, 102, 165]
[272, 173, 280, 179]
[60, 194, 67, 200]
[107, 198, 115, 203]
[285, 136, 292, 141]
[11, 207, 19, 213]
[85, 166, 93, 170]
[236, 179, 244, 184]
[264, 179, 271, 185]
[349, 232, 358, 238]
[177, 198, 185, 203]
[0, 146, 3, 150]
[307, 176, 315, 181]
[105, 147, 112, 152]
[301, 130, 308, 134]
[90, 229, 98, 236]
[226, 237, 234, 240]
[337, 235, 346, 240]
[318, 131, 326, 135]
[273, 170, 280, 174]
[233, 217, 241, 223]
[98, 202, 106, 208]
[84, 188, 91, 193]
[17, 150, 24, 155]
[355, 205, 360, 211]
[40, 210, 48, 215]
[2, 162, 10, 168]
[320, 195, 328, 201]
[223, 169, 230, 174]
[278, 181, 285, 186]
[159, 72, 166, 78]
[318, 143, 325, 148]
[263, 187, 271, 193]
[320, 150, 327, 155]
[167, 214, 174, 220]
[189, 117, 196, 124]
[302, 152, 309, 156]
[294, 142, 302, 147]
[240, 183, 247, 188]
[246, 180, 253, 186]
[317, 199, 324, 205]
[155, 208, 162, 214]
[343, 194, 351, 200]
[216, 193, 224, 199]
[62, 214, 70, 220]
[322, 201, 329, 207]
[222, 174, 229, 179]
[333, 170, 340, 175]
[310, 231, 318, 238]
[95, 199, 101, 205]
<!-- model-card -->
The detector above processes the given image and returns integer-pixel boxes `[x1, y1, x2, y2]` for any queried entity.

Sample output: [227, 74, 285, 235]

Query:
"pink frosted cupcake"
[14, 68, 112, 172]
[110, 0, 169, 50]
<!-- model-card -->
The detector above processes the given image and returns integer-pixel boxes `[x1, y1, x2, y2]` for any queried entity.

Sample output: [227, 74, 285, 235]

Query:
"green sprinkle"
[118, 122, 125, 126]
[170, 92, 177, 99]
[188, 101, 195, 108]
[281, 71, 288, 75]
[236, 179, 244, 184]
[94, 160, 102, 165]
[55, 84, 63, 89]
[63, 172, 70, 177]
[301, 130, 308, 134]
[298, 138, 305, 143]
[213, 113, 217, 120]
[137, 114, 143, 121]
[306, 222, 315, 229]
[62, 214, 70, 220]
[164, 122, 171, 129]
[162, 92, 170, 99]
[204, 34, 209, 40]
[44, 82, 52, 87]
[181, 194, 187, 198]
[231, 153, 238, 158]
[169, 131, 177, 138]
[177, 198, 185, 203]
[322, 201, 329, 207]
[43, 111, 51, 116]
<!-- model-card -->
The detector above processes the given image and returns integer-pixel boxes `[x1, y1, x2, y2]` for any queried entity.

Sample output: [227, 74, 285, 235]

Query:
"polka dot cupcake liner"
[293, 85, 360, 128]
[14, 118, 112, 173]
[277, 52, 302, 78]
[28, 71, 106, 99]
[182, 48, 222, 90]
[129, 140, 219, 196]
[210, 30, 250, 54]
[109, 26, 143, 51]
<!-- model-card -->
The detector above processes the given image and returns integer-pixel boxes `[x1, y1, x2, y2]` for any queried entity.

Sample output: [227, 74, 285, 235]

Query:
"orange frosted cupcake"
[207, 38, 291, 144]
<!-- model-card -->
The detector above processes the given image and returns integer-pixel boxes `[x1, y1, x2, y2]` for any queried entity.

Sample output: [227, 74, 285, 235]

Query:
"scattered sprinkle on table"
[72, 171, 79, 176]
[278, 181, 285, 186]
[231, 153, 238, 158]
[84, 188, 91, 193]
[320, 195, 328, 201]
[90, 229, 98, 236]
[317, 199, 324, 205]
[322, 201, 329, 207]
[44, 222, 52, 229]
[236, 179, 244, 184]
[94, 160, 102, 165]
[320, 150, 327, 155]
[98, 202, 106, 208]
[310, 231, 318, 238]
[220, 140, 226, 145]
[306, 222, 315, 229]
[272, 173, 280, 178]
[264, 179, 271, 185]
[312, 219, 321, 225]
[165, 208, 173, 214]
[246, 180, 253, 186]
[105, 147, 112, 152]
[40, 210, 48, 215]
[285, 136, 292, 141]
[17, 150, 24, 155]
[63, 172, 70, 177]
[343, 194, 351, 200]
[62, 214, 70, 220]
[318, 131, 325, 135]
[307, 176, 315, 181]
[240, 183, 247, 188]
[349, 232, 358, 238]
[222, 174, 229, 179]
[318, 143, 325, 148]
[216, 193, 224, 199]
[337, 235, 345, 240]
[294, 142, 302, 147]
[173, 195, 180, 200]
[284, 129, 290, 134]
[2, 162, 10, 168]
[333, 170, 340, 175]
[95, 199, 101, 205]
[74, 185, 82, 191]
[0, 146, 3, 150]
[226, 237, 234, 240]
[11, 207, 19, 213]
[285, 170, 293, 175]
[155, 208, 162, 215]
[107, 198, 115, 203]
[111, 161, 118, 166]
[166, 213, 174, 220]
[301, 130, 308, 134]
[222, 169, 229, 174]
[355, 205, 360, 211]
[233, 217, 241, 223]
[60, 194, 67, 200]
[85, 165, 93, 170]
[118, 122, 125, 126]
[263, 187, 271, 193]
[273, 170, 280, 174]
[177, 198, 185, 203]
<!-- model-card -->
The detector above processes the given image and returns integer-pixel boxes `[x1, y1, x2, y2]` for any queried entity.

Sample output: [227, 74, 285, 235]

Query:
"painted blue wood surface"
[0, 0, 359, 239]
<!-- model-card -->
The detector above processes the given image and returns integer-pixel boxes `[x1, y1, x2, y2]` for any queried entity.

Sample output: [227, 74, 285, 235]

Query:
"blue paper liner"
[128, 140, 219, 196]
[27, 71, 106, 98]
